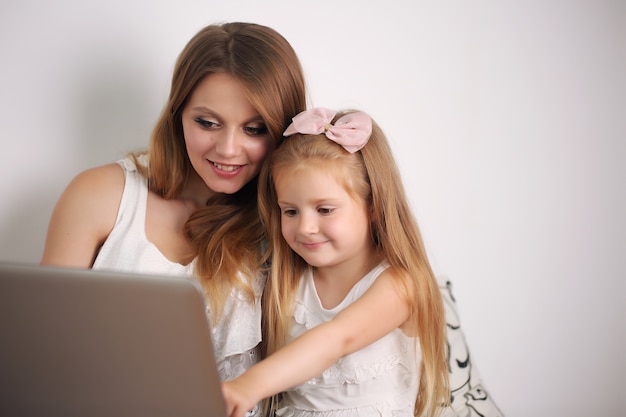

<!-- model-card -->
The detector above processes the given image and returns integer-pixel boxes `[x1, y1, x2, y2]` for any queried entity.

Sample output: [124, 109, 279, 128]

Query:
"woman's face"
[181, 72, 273, 195]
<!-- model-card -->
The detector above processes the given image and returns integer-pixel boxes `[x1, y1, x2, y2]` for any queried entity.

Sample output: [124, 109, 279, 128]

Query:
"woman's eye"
[244, 125, 269, 136]
[194, 117, 219, 129]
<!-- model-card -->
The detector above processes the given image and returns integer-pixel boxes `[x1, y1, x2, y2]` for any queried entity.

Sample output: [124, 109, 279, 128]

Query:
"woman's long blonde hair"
[132, 22, 306, 321]
[258, 111, 450, 416]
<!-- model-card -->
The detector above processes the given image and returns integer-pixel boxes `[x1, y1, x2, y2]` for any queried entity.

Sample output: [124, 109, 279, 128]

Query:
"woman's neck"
[181, 171, 215, 208]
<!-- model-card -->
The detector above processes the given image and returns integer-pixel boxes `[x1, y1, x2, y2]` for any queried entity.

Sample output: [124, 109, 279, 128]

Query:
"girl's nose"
[298, 212, 318, 235]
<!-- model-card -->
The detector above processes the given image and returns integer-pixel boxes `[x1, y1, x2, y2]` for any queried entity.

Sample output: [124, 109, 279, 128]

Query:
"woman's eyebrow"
[190, 106, 265, 124]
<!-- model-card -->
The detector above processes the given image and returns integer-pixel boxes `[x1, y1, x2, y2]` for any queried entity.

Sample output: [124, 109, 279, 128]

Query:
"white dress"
[93, 157, 264, 416]
[276, 263, 421, 417]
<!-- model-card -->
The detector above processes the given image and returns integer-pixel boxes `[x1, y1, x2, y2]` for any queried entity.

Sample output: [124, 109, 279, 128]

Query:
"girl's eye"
[244, 125, 269, 136]
[318, 207, 334, 215]
[194, 117, 219, 129]
[282, 208, 298, 217]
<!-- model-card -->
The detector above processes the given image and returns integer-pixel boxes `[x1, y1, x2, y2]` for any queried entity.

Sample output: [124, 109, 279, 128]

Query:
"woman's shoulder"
[68, 153, 149, 190]
[41, 162, 128, 267]
[66, 162, 125, 198]
[60, 162, 127, 220]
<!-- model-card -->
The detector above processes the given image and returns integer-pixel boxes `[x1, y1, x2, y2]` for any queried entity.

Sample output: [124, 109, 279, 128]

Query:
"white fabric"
[436, 279, 504, 417]
[276, 263, 421, 417]
[211, 271, 265, 380]
[92, 157, 264, 416]
[92, 156, 194, 276]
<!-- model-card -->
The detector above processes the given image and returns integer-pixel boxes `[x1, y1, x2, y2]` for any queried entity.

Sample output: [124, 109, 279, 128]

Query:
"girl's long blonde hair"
[258, 111, 450, 416]
[132, 22, 306, 322]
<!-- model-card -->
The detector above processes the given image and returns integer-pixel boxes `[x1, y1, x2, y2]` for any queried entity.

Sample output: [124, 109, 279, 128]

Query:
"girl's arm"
[222, 269, 411, 417]
[40, 163, 124, 268]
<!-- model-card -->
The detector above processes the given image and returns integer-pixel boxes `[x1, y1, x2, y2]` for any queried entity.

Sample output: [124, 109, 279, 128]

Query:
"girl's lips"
[300, 241, 326, 250]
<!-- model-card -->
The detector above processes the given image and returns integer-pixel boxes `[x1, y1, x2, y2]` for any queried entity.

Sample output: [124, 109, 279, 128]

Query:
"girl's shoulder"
[376, 264, 417, 290]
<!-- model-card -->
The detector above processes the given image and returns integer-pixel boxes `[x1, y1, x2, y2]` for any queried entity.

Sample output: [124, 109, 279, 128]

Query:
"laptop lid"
[0, 262, 227, 417]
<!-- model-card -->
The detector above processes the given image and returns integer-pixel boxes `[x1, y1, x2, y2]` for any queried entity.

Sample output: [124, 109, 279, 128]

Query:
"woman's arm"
[222, 269, 411, 417]
[40, 163, 124, 268]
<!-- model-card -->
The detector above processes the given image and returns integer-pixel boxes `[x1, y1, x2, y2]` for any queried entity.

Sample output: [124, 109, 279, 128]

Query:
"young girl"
[222, 108, 450, 416]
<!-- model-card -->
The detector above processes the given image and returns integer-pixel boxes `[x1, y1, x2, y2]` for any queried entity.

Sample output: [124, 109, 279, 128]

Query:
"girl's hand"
[221, 380, 257, 417]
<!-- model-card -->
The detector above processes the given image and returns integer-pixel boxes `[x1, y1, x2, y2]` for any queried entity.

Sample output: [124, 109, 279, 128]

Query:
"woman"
[41, 22, 306, 417]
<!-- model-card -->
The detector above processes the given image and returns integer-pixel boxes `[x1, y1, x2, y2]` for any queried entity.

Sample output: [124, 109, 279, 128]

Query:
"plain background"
[1, 1, 624, 415]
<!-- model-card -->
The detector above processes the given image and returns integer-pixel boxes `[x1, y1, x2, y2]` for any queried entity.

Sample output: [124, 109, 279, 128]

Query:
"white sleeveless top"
[93, 158, 264, 415]
[276, 263, 421, 417]
[92, 157, 194, 276]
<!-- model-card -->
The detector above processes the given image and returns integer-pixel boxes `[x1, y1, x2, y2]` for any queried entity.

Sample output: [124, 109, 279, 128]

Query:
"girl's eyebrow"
[277, 197, 341, 206]
[277, 199, 294, 207]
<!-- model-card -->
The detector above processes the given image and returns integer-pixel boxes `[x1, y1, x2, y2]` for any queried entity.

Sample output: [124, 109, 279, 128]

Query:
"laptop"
[0, 262, 227, 417]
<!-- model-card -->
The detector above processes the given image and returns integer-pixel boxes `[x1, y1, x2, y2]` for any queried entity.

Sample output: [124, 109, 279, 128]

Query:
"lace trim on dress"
[292, 300, 418, 386]
[208, 271, 266, 362]
[276, 401, 415, 417]
[315, 346, 412, 386]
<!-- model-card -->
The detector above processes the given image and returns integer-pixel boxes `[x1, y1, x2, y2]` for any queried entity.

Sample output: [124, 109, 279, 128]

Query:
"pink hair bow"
[283, 107, 372, 153]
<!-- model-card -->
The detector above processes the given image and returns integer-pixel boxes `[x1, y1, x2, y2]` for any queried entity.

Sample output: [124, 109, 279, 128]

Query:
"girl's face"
[181, 72, 273, 195]
[275, 166, 373, 272]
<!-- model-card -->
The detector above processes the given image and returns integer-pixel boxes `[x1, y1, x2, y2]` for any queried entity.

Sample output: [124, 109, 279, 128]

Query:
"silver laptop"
[0, 262, 227, 417]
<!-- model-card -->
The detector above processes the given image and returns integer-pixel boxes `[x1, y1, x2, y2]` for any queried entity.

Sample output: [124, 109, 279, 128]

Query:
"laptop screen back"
[0, 262, 226, 417]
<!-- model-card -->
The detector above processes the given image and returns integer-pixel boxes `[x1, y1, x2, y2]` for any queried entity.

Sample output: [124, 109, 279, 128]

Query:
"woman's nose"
[214, 128, 240, 157]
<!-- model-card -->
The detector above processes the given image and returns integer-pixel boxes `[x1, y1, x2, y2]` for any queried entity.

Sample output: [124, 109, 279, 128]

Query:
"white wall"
[1, 1, 624, 415]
